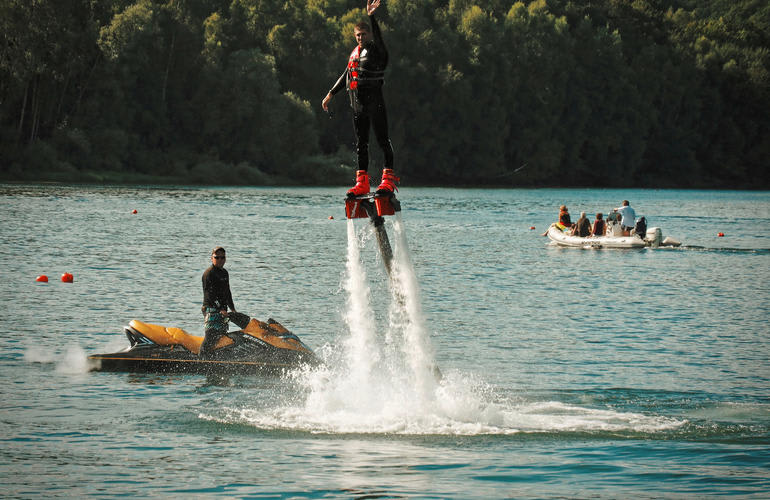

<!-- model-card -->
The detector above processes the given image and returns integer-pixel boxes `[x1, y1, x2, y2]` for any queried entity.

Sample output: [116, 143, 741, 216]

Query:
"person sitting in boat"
[633, 216, 647, 238]
[607, 211, 623, 236]
[571, 211, 592, 237]
[592, 212, 607, 236]
[558, 205, 572, 230]
[542, 204, 573, 236]
[615, 200, 636, 236]
[200, 247, 251, 359]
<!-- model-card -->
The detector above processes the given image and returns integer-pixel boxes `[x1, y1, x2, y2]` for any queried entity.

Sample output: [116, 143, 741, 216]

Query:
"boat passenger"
[543, 204, 573, 236]
[592, 213, 606, 236]
[633, 216, 647, 238]
[607, 211, 623, 236]
[571, 212, 592, 237]
[200, 247, 250, 359]
[615, 200, 636, 236]
[558, 205, 572, 230]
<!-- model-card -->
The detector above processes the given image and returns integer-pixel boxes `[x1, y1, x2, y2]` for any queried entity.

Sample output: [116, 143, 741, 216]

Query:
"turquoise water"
[1, 184, 769, 498]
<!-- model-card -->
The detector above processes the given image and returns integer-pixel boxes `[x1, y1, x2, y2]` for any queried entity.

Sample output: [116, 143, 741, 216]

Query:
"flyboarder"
[322, 0, 398, 197]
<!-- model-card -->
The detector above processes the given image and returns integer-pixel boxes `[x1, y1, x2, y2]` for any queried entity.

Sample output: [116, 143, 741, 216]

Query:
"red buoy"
[530, 226, 536, 230]
[132, 209, 138, 214]
[718, 232, 725, 237]
[328, 215, 334, 220]
[36, 275, 49, 282]
[61, 272, 74, 283]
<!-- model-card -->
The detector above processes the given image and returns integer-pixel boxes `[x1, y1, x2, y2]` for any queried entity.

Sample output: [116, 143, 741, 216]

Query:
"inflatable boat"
[546, 224, 681, 249]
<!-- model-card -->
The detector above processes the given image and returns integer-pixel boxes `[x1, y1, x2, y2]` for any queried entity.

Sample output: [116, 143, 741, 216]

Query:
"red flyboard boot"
[347, 170, 370, 197]
[375, 169, 399, 195]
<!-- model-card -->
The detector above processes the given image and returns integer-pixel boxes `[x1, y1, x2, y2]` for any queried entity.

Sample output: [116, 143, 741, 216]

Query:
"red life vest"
[348, 46, 361, 90]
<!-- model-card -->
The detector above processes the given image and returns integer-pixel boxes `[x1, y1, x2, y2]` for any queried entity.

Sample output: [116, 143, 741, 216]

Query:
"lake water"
[1, 184, 769, 498]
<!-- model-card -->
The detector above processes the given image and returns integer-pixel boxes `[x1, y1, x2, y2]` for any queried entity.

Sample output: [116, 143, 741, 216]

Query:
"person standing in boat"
[200, 247, 250, 359]
[321, 0, 398, 197]
[615, 200, 636, 236]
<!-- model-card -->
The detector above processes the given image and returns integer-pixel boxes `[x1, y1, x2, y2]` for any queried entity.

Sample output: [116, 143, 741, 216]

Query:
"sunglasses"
[213, 255, 226, 260]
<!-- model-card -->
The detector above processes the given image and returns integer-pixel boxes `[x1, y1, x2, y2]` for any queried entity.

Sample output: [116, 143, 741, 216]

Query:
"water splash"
[340, 218, 379, 389]
[55, 345, 93, 374]
[200, 217, 686, 436]
[385, 213, 439, 402]
[24, 345, 94, 374]
[23, 345, 59, 364]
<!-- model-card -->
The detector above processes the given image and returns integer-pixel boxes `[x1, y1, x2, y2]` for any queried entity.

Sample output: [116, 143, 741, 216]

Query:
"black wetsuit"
[329, 15, 394, 172]
[200, 265, 249, 359]
[202, 265, 235, 313]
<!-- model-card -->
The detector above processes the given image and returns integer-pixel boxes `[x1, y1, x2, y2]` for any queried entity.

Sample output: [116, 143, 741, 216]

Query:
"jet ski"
[88, 317, 320, 375]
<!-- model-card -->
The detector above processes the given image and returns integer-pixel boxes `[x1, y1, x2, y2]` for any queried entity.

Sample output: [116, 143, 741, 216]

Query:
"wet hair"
[211, 246, 226, 256]
[354, 20, 370, 32]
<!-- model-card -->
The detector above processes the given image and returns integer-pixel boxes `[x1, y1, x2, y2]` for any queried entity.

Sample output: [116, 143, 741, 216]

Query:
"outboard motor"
[646, 227, 663, 247]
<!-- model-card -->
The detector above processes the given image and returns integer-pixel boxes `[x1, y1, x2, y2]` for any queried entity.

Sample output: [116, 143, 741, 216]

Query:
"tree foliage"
[1, 0, 767, 187]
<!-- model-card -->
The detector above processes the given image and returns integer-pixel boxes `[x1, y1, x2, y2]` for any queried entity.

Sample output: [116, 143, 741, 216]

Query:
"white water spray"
[340, 219, 379, 388]
[203, 214, 686, 436]
[386, 213, 439, 402]
[287, 215, 451, 429]
[24, 344, 94, 374]
[291, 214, 456, 429]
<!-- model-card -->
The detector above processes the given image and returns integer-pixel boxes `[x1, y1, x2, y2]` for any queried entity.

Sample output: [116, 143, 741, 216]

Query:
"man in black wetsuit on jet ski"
[200, 247, 250, 359]
[322, 0, 398, 198]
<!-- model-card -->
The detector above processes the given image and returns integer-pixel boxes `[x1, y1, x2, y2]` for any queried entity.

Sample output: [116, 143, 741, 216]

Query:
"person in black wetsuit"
[200, 247, 250, 359]
[322, 0, 397, 197]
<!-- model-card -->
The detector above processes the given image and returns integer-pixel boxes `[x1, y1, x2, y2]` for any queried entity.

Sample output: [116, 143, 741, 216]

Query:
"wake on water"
[203, 214, 686, 436]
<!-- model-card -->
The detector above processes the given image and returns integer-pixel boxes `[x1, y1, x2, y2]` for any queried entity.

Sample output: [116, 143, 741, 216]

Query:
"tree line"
[1, 0, 768, 188]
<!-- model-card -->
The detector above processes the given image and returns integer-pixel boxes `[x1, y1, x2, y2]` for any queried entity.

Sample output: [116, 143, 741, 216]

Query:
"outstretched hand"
[367, 0, 381, 16]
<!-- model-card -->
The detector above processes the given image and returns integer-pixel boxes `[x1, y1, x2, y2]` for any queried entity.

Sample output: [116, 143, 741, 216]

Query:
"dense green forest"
[1, 0, 768, 187]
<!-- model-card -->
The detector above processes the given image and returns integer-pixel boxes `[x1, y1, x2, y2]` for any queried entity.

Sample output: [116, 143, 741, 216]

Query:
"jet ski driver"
[200, 247, 250, 359]
[321, 0, 398, 198]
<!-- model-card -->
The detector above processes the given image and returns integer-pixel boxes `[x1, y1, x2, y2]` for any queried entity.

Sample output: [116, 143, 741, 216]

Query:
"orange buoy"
[132, 209, 138, 214]
[36, 275, 49, 282]
[529, 226, 536, 230]
[718, 232, 725, 237]
[61, 272, 74, 283]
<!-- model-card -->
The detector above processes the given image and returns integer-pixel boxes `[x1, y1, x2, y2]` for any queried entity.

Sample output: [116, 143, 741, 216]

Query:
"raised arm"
[367, 0, 381, 16]
[369, 14, 386, 52]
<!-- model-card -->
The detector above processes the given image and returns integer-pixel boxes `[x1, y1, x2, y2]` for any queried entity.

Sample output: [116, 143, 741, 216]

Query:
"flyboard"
[344, 192, 401, 276]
